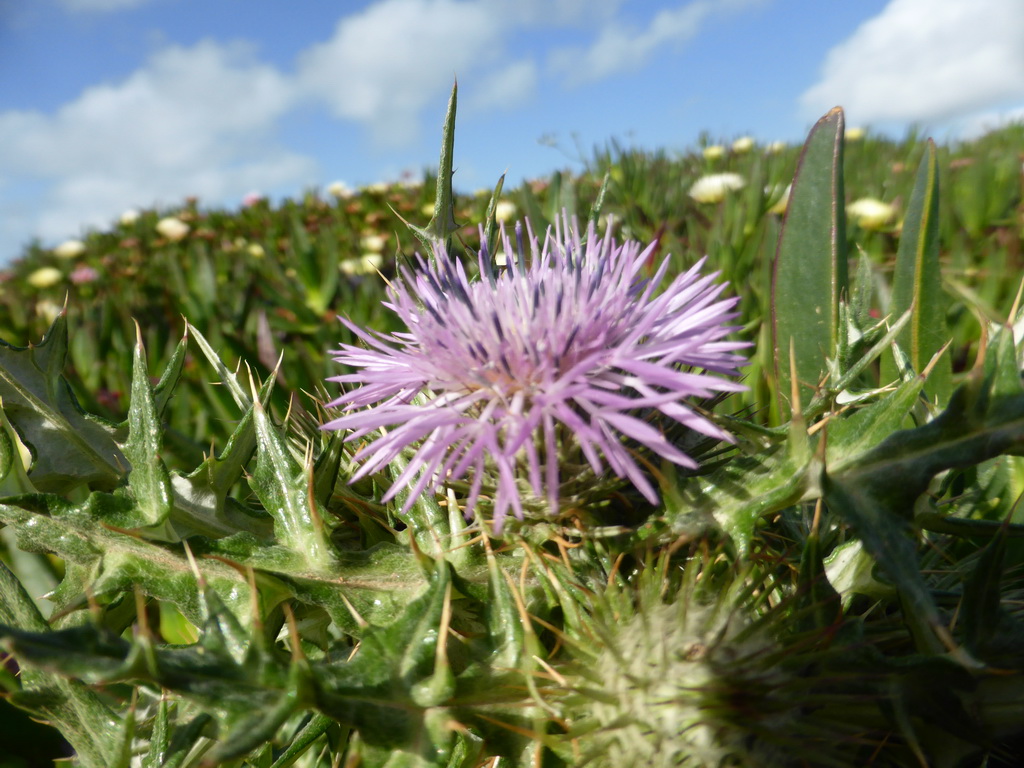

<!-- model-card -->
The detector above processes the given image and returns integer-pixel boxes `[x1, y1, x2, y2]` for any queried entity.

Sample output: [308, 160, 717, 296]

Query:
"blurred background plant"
[3, 120, 1020, 454]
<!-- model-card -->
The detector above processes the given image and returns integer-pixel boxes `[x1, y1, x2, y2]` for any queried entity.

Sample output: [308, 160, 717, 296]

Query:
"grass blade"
[881, 139, 951, 403]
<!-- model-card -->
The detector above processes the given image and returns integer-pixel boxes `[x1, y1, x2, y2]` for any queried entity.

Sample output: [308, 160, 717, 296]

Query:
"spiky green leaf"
[0, 310, 124, 491]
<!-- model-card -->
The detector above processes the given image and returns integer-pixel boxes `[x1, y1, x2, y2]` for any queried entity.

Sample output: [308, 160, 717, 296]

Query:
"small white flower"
[366, 182, 389, 194]
[731, 136, 755, 154]
[702, 145, 725, 160]
[765, 141, 787, 154]
[247, 243, 265, 258]
[847, 198, 895, 230]
[327, 181, 353, 199]
[156, 216, 190, 242]
[845, 127, 866, 141]
[360, 233, 386, 253]
[27, 267, 63, 289]
[53, 239, 86, 259]
[494, 200, 517, 223]
[120, 209, 141, 225]
[689, 173, 746, 204]
[340, 254, 383, 275]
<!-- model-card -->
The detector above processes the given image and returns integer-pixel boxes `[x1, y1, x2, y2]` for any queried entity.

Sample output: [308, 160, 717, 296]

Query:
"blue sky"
[1, 0, 1022, 263]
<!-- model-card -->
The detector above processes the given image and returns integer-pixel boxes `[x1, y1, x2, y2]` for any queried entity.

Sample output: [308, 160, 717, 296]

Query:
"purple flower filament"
[323, 213, 747, 531]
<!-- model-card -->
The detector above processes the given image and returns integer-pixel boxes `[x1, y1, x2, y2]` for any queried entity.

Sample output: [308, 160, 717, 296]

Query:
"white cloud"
[801, 0, 1024, 127]
[492, 0, 625, 26]
[296, 0, 508, 147]
[549, 0, 759, 86]
[0, 40, 315, 249]
[0, 0, 555, 256]
[471, 60, 538, 111]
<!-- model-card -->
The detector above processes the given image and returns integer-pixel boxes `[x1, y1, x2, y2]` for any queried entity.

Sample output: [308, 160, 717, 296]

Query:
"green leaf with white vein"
[0, 310, 124, 492]
[250, 396, 336, 572]
[119, 324, 172, 528]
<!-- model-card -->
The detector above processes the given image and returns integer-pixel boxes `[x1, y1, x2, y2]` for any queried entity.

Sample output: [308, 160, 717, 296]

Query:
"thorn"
[134, 586, 152, 640]
[337, 591, 368, 629]
[246, 364, 260, 404]
[435, 581, 452, 673]
[182, 540, 208, 590]
[86, 584, 102, 626]
[499, 568, 559, 717]
[788, 338, 803, 418]
[282, 391, 295, 424]
[133, 318, 144, 350]
[966, 318, 990, 395]
[305, 442, 325, 535]
[99, 521, 147, 539]
[345, 640, 362, 663]
[921, 338, 953, 380]
[282, 602, 303, 663]
[473, 713, 546, 741]
[1008, 275, 1024, 325]
[811, 498, 823, 537]
[971, 307, 990, 372]
[1003, 488, 1024, 528]
[532, 654, 567, 686]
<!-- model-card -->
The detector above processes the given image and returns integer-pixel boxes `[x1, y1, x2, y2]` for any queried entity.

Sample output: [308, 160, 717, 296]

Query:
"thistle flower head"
[323, 214, 747, 531]
[566, 563, 797, 768]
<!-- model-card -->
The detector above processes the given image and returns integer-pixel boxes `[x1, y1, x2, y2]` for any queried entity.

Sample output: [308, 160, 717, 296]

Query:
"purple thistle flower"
[323, 213, 748, 532]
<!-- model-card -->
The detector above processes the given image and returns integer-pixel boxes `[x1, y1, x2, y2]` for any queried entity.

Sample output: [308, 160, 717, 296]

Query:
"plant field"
[1, 90, 1024, 767]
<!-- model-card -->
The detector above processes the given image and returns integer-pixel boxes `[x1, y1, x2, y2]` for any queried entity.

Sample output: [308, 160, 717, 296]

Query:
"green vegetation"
[1, 87, 1024, 766]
